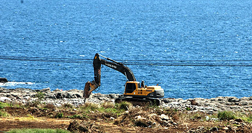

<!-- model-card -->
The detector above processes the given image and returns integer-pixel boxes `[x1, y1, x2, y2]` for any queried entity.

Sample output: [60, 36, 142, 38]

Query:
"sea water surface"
[1, 0, 252, 99]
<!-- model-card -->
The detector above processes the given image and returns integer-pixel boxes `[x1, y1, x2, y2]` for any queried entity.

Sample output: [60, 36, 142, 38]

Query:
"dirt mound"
[68, 120, 105, 133]
[1, 103, 252, 133]
[0, 118, 69, 132]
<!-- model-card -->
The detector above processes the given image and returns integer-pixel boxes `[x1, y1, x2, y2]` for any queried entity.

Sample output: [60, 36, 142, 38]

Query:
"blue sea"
[1, 0, 252, 99]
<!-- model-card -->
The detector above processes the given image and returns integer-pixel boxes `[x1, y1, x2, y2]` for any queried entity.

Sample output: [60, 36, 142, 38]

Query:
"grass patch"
[116, 101, 132, 110]
[78, 102, 125, 119]
[0, 102, 11, 109]
[101, 102, 114, 108]
[190, 113, 203, 120]
[231, 112, 252, 122]
[43, 103, 56, 110]
[70, 114, 83, 119]
[245, 114, 252, 122]
[218, 111, 235, 121]
[62, 103, 73, 109]
[0, 110, 10, 117]
[80, 103, 100, 112]
[186, 107, 192, 111]
[55, 113, 64, 118]
[7, 128, 70, 133]
[35, 92, 45, 101]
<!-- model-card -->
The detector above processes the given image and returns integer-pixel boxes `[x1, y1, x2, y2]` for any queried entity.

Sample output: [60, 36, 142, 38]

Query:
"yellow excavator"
[83, 53, 164, 105]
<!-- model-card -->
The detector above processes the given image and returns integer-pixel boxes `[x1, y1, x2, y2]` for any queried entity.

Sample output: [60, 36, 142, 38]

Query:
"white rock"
[135, 115, 142, 120]
[55, 103, 62, 107]
[0, 97, 11, 102]
[148, 113, 157, 118]
[206, 116, 210, 121]
[160, 114, 169, 121]
[23, 96, 30, 100]
[223, 127, 229, 130]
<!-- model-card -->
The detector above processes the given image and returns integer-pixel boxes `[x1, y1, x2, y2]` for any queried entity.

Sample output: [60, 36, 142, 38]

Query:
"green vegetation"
[218, 111, 235, 121]
[69, 114, 83, 119]
[0, 102, 11, 109]
[101, 101, 114, 108]
[116, 101, 132, 110]
[80, 103, 100, 112]
[79, 102, 126, 116]
[31, 92, 45, 106]
[62, 103, 73, 109]
[0, 102, 11, 117]
[245, 114, 252, 122]
[186, 107, 192, 111]
[230, 112, 252, 122]
[35, 92, 45, 101]
[55, 113, 64, 118]
[7, 128, 70, 133]
[0, 110, 10, 117]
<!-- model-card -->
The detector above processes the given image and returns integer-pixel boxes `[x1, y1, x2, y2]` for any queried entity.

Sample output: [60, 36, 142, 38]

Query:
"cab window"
[125, 83, 136, 93]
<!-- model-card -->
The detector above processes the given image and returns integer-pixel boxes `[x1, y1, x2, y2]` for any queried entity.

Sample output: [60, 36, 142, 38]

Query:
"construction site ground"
[1, 105, 252, 133]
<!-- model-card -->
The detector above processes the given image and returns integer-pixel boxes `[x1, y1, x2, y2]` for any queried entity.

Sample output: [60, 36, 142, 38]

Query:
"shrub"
[218, 111, 235, 120]
[25, 101, 41, 107]
[0, 110, 10, 117]
[27, 114, 35, 119]
[101, 102, 115, 108]
[117, 101, 132, 110]
[55, 112, 64, 118]
[35, 92, 45, 101]
[62, 103, 73, 109]
[81, 103, 99, 111]
[70, 114, 82, 119]
[246, 114, 252, 122]
[186, 107, 192, 111]
[44, 103, 56, 110]
[191, 113, 203, 120]
[0, 102, 11, 109]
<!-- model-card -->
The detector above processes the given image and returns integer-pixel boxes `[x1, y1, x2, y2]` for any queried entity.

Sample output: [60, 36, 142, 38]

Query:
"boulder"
[46, 93, 57, 99]
[56, 92, 66, 99]
[109, 94, 118, 99]
[0, 77, 8, 83]
[228, 97, 240, 102]
[40, 87, 51, 93]
[66, 92, 75, 98]
[160, 114, 170, 121]
[162, 98, 174, 103]
[0, 97, 11, 102]
[74, 93, 82, 98]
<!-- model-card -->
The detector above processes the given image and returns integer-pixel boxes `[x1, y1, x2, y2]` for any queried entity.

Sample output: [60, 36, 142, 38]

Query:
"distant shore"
[1, 87, 252, 114]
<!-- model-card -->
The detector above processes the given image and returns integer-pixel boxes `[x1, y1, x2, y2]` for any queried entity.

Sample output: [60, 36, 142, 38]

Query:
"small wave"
[0, 82, 34, 86]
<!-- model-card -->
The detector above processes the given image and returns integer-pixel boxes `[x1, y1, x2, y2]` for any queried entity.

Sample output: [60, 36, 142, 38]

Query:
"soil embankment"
[1, 87, 252, 132]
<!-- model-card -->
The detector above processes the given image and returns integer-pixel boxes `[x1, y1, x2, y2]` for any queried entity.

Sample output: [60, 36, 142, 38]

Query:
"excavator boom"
[83, 53, 136, 98]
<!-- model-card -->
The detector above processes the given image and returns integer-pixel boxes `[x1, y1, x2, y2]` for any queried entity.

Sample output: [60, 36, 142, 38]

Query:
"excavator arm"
[83, 53, 136, 99]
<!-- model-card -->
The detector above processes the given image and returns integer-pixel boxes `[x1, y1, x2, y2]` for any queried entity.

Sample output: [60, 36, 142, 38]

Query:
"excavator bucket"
[83, 81, 99, 100]
[83, 81, 91, 98]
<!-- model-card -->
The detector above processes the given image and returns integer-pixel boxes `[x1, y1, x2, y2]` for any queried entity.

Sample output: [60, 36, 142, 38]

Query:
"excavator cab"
[124, 81, 140, 93]
[123, 81, 164, 98]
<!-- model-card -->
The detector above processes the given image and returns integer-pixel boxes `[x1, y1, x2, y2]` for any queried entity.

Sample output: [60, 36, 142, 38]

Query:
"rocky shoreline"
[1, 87, 252, 114]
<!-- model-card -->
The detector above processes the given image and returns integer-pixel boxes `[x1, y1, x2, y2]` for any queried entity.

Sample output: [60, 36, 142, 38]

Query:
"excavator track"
[115, 95, 161, 106]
